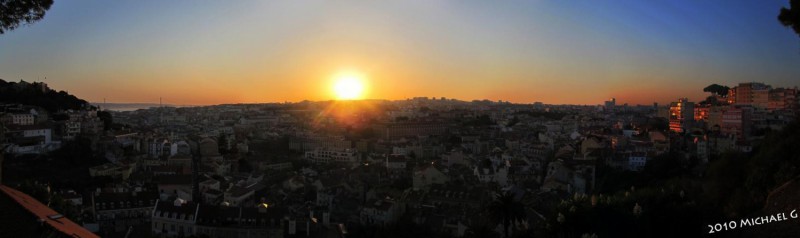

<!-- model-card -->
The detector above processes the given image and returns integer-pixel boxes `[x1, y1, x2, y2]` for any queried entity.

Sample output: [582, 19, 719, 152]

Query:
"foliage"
[693, 119, 800, 217]
[0, 0, 53, 34]
[550, 118, 800, 237]
[700, 95, 725, 106]
[463, 114, 495, 127]
[594, 164, 646, 194]
[97, 110, 113, 130]
[0, 79, 94, 112]
[51, 135, 100, 165]
[779, 0, 800, 38]
[16, 180, 82, 222]
[641, 151, 690, 183]
[488, 191, 526, 238]
[506, 116, 520, 127]
[702, 84, 730, 96]
[465, 223, 499, 238]
[217, 134, 231, 154]
[238, 158, 253, 173]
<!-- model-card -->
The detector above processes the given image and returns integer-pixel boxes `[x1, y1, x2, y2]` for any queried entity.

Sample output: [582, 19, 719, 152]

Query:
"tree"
[507, 116, 520, 127]
[700, 95, 726, 106]
[488, 191, 527, 238]
[702, 84, 729, 96]
[779, 0, 800, 38]
[97, 110, 113, 130]
[0, 0, 54, 34]
[218, 134, 230, 154]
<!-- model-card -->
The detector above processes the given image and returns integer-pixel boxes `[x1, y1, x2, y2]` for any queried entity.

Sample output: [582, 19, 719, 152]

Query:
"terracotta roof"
[0, 185, 99, 238]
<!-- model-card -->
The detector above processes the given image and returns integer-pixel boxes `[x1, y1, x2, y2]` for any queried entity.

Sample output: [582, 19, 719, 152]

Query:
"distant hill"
[0, 79, 93, 112]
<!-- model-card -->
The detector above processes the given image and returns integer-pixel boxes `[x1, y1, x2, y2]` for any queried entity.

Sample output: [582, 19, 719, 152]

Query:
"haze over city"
[2, 0, 800, 105]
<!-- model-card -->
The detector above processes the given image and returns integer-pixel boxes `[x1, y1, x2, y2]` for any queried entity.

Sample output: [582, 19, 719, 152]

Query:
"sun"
[332, 73, 366, 100]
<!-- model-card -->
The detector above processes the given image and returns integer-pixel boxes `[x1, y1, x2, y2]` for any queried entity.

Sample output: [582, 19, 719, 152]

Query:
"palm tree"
[488, 191, 527, 238]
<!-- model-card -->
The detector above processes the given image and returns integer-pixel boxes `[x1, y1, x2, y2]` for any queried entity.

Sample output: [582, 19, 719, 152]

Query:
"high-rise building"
[694, 105, 710, 122]
[669, 98, 694, 133]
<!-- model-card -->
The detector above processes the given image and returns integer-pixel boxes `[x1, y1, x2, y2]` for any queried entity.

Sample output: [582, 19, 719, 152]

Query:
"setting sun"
[332, 73, 366, 100]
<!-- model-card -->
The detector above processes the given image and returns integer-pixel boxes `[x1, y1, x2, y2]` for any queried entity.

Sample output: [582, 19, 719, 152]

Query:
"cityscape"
[2, 1, 800, 238]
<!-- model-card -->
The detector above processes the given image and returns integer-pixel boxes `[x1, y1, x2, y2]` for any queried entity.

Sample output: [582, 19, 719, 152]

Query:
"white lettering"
[740, 218, 753, 227]
[710, 210, 798, 234]
[728, 221, 737, 229]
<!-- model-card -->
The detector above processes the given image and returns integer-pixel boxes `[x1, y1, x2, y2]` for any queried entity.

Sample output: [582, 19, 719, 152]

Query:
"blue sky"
[1, 0, 798, 105]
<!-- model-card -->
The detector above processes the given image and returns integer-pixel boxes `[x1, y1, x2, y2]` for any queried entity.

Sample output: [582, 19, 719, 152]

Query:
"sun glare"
[333, 73, 366, 100]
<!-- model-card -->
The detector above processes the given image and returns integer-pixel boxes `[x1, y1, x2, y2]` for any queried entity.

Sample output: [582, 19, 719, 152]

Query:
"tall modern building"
[669, 98, 695, 133]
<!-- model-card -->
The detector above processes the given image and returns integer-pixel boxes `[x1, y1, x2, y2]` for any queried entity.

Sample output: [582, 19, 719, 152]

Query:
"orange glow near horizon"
[332, 72, 367, 100]
[2, 2, 799, 107]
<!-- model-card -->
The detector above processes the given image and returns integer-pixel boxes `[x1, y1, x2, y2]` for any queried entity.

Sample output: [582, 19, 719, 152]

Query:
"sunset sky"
[1, 0, 799, 105]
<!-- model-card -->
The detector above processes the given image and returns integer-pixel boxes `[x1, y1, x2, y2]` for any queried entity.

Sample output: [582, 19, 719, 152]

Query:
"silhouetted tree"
[507, 116, 520, 127]
[699, 95, 727, 106]
[488, 191, 526, 238]
[238, 158, 253, 172]
[702, 84, 729, 96]
[97, 110, 113, 130]
[0, 79, 93, 112]
[779, 0, 800, 38]
[0, 0, 53, 34]
[218, 134, 230, 154]
[53, 135, 96, 165]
